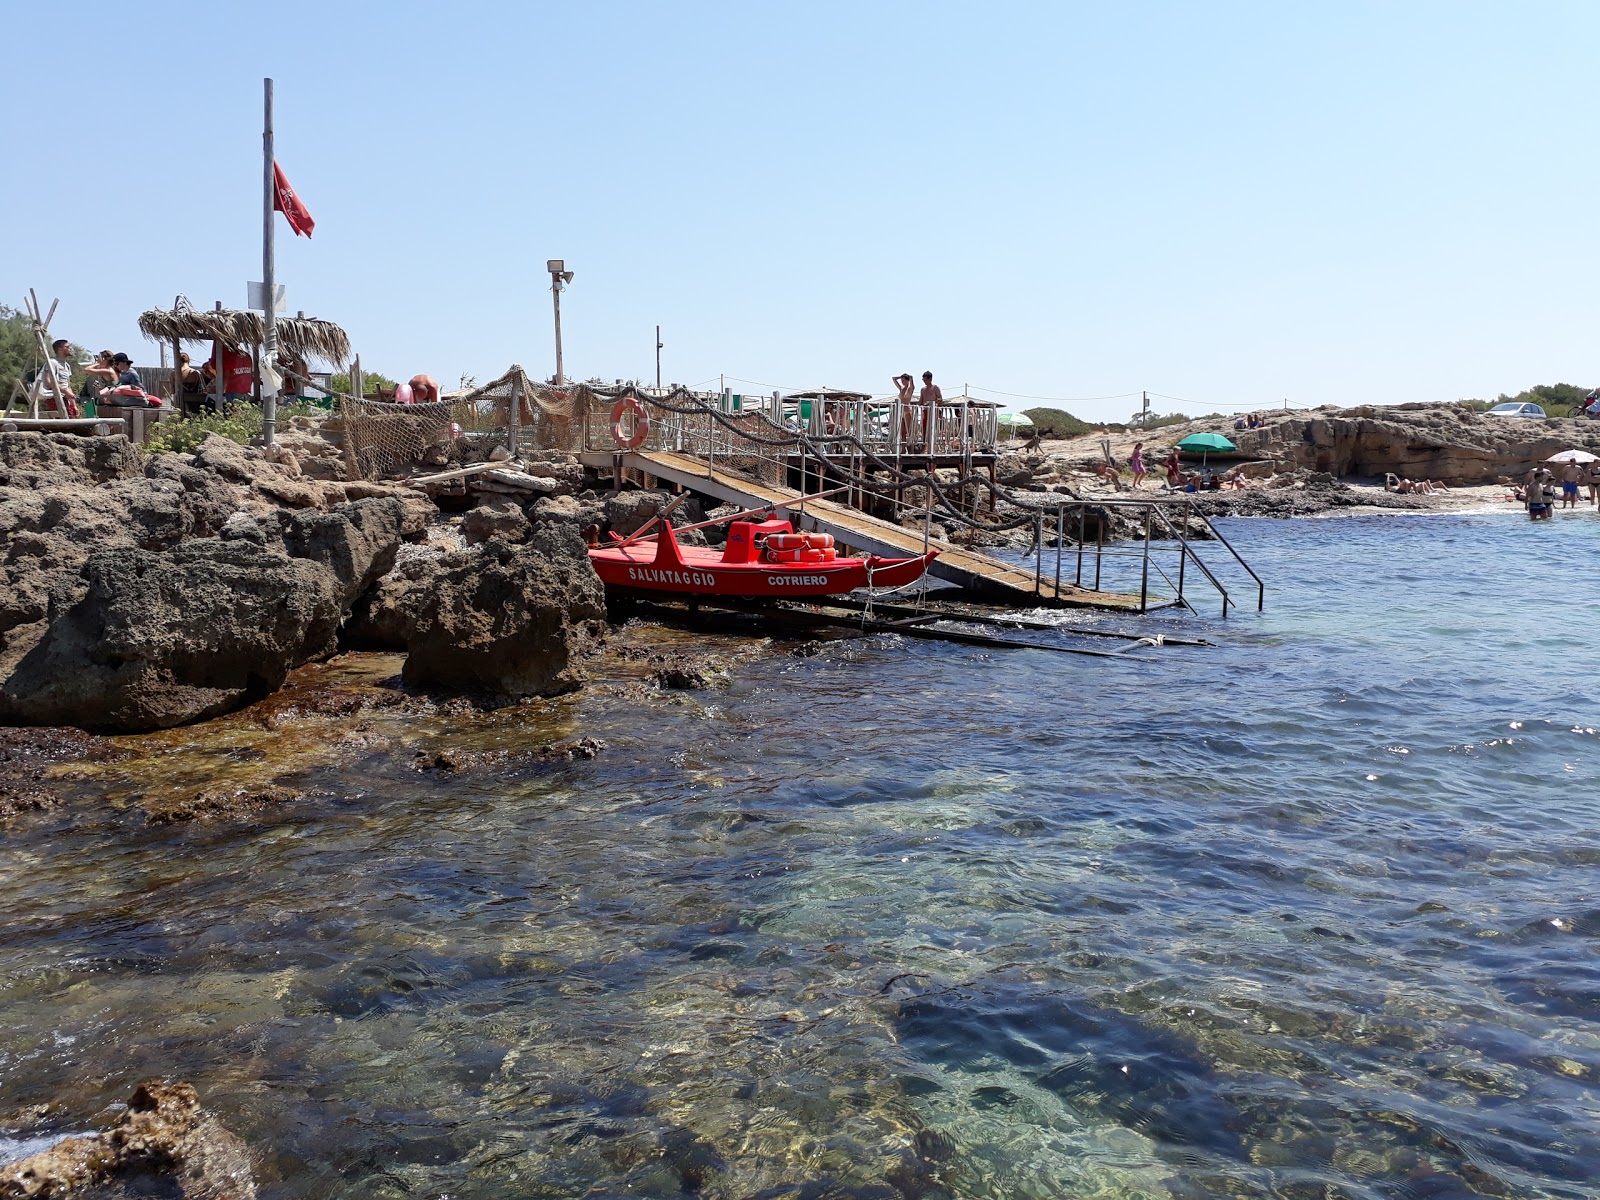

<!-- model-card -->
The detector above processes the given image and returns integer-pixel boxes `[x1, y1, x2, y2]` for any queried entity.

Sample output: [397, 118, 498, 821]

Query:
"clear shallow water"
[1, 512, 1598, 1199]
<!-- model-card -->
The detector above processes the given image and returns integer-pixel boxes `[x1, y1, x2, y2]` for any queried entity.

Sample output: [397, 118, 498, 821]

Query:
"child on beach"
[1129, 442, 1146, 488]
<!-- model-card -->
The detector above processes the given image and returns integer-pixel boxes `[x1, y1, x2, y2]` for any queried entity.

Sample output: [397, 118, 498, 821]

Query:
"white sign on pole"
[247, 282, 287, 312]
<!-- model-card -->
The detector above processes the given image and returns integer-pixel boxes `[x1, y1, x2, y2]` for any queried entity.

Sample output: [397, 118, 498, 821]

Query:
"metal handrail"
[1183, 503, 1265, 612]
[1150, 504, 1235, 617]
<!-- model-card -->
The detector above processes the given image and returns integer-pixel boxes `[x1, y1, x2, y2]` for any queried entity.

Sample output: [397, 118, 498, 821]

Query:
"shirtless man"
[918, 370, 942, 406]
[408, 374, 441, 404]
[1560, 461, 1583, 509]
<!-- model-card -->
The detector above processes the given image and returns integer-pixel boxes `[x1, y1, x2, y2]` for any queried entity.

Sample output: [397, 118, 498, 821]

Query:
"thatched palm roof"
[138, 308, 351, 366]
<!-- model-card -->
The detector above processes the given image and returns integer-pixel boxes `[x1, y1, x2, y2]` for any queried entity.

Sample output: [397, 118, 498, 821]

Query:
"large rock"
[0, 431, 144, 488]
[0, 483, 406, 731]
[1213, 405, 1600, 484]
[0, 537, 344, 731]
[605, 490, 703, 538]
[461, 500, 532, 545]
[402, 524, 606, 698]
[344, 545, 446, 650]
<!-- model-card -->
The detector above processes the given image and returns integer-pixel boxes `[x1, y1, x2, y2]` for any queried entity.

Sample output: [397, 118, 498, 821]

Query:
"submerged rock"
[402, 523, 607, 698]
[0, 1079, 255, 1200]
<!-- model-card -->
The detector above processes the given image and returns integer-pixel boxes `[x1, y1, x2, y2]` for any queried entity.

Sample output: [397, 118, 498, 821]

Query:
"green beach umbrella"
[1175, 431, 1237, 468]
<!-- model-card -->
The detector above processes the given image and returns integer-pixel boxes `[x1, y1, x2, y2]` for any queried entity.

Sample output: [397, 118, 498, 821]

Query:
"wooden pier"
[579, 448, 1155, 611]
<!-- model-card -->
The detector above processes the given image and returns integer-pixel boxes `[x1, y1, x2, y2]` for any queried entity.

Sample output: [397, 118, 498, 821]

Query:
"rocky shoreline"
[3, 401, 1594, 736]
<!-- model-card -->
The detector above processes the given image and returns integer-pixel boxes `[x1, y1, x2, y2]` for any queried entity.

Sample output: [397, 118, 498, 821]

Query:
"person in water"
[1526, 469, 1554, 520]
[1559, 461, 1583, 509]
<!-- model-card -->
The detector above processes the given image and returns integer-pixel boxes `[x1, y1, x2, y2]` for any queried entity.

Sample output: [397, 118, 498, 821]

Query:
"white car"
[1484, 401, 1546, 418]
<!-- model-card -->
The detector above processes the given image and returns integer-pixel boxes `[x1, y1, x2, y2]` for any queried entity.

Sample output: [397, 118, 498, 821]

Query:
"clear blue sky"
[4, 1, 1595, 421]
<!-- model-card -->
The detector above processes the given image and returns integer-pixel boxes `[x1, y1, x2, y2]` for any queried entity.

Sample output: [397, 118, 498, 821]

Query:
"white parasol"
[1546, 449, 1599, 463]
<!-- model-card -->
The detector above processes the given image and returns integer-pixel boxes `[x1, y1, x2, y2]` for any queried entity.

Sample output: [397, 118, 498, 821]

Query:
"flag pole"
[262, 77, 278, 445]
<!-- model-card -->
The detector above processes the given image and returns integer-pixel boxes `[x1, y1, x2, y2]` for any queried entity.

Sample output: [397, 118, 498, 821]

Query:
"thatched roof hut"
[137, 308, 351, 366]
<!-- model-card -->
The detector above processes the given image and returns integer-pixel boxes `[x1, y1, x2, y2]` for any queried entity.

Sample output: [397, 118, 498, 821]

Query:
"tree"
[330, 369, 398, 396]
[0, 305, 86, 406]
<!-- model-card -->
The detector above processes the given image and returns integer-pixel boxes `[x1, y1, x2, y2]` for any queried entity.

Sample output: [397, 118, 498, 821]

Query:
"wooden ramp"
[580, 448, 1153, 611]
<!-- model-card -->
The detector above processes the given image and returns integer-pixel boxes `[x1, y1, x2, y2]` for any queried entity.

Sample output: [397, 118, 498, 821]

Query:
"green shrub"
[145, 402, 323, 455]
[1023, 407, 1098, 437]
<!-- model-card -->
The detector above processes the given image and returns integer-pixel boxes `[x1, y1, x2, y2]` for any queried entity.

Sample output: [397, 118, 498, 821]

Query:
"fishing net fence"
[332, 368, 1132, 541]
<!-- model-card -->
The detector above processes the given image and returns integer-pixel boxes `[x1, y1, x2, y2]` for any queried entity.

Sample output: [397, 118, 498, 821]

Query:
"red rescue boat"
[589, 517, 938, 598]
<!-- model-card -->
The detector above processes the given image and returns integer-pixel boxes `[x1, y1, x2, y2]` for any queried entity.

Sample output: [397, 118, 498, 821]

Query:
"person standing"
[1559, 461, 1583, 509]
[1526, 468, 1553, 520]
[918, 370, 943, 406]
[892, 373, 916, 447]
[1588, 459, 1600, 507]
[1130, 441, 1147, 488]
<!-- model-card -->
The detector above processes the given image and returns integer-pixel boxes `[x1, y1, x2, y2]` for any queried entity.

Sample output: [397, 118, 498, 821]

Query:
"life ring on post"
[609, 396, 650, 449]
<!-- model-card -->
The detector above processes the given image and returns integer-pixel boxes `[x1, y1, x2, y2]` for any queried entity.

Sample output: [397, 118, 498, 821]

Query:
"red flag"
[272, 161, 315, 238]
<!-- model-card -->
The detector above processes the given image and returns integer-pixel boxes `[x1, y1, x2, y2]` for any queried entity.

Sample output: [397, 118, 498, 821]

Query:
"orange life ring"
[609, 396, 649, 449]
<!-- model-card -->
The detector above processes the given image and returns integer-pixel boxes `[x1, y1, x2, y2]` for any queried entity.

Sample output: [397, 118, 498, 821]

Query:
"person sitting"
[176, 352, 209, 415]
[1092, 461, 1123, 490]
[111, 353, 141, 389]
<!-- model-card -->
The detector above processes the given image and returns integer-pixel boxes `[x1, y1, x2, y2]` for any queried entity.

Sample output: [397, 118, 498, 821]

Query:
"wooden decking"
[578, 448, 1154, 611]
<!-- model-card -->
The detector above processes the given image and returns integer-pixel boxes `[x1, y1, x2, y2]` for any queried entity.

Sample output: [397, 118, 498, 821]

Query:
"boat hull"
[588, 544, 936, 598]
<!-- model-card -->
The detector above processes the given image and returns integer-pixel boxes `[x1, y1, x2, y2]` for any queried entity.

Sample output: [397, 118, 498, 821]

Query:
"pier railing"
[1019, 498, 1265, 617]
[580, 389, 999, 470]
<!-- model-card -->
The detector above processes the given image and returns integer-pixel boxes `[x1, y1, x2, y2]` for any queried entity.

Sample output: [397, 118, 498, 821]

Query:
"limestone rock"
[0, 1079, 255, 1200]
[0, 538, 345, 731]
[605, 490, 704, 538]
[345, 546, 447, 650]
[462, 500, 533, 545]
[402, 523, 607, 698]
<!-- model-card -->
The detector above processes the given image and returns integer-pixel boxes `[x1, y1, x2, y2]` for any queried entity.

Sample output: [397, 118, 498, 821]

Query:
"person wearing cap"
[109, 353, 140, 389]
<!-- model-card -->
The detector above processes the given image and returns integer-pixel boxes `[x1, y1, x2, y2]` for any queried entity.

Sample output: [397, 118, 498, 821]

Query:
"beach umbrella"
[1175, 431, 1237, 467]
[1546, 449, 1598, 463]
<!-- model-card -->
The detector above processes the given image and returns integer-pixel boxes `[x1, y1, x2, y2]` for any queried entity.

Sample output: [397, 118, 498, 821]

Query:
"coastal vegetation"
[0, 305, 85, 398]
[144, 401, 327, 455]
[330, 369, 398, 395]
[1457, 382, 1593, 413]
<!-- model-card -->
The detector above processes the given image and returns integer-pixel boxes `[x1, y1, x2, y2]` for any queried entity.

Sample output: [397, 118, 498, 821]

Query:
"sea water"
[0, 511, 1596, 1198]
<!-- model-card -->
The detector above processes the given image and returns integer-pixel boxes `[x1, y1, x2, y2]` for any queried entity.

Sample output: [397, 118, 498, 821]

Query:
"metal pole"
[655, 325, 662, 389]
[1034, 509, 1043, 596]
[1177, 498, 1188, 604]
[1139, 507, 1152, 613]
[262, 77, 277, 445]
[213, 300, 224, 412]
[551, 279, 564, 385]
[1054, 505, 1063, 595]
[1075, 505, 1085, 587]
